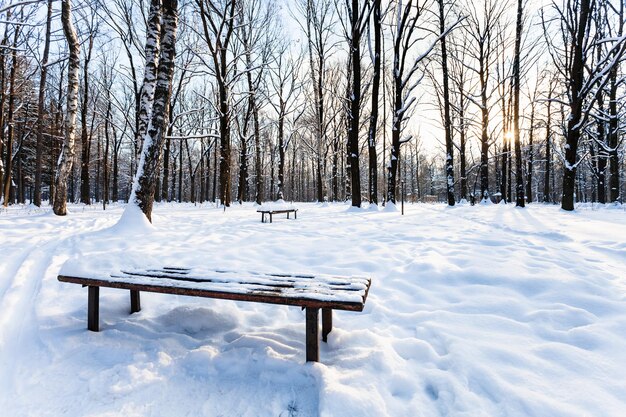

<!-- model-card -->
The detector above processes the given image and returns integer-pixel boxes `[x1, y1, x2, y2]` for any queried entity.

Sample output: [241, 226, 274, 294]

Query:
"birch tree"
[131, 0, 179, 221]
[53, 0, 80, 215]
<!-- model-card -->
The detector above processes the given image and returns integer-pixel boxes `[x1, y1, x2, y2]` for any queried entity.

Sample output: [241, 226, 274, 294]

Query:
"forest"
[1, 2, 626, 415]
[0, 0, 624, 215]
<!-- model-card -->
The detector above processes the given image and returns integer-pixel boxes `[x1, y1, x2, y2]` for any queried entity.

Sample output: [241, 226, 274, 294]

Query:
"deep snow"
[1, 202, 625, 417]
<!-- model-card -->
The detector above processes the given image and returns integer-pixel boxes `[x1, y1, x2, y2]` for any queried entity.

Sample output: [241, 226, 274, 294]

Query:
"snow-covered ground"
[1, 201, 625, 417]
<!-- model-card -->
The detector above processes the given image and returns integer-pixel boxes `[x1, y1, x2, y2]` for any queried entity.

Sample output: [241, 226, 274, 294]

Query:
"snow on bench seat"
[58, 266, 370, 311]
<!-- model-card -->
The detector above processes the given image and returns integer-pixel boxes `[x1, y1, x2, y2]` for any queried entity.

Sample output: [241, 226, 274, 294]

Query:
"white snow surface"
[1, 202, 625, 417]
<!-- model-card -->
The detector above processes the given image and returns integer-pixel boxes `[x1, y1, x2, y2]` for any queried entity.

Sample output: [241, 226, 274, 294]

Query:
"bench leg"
[295, 211, 297, 219]
[261, 213, 265, 223]
[287, 212, 290, 219]
[88, 286, 99, 332]
[305, 307, 319, 362]
[270, 213, 273, 223]
[130, 290, 141, 313]
[322, 308, 332, 342]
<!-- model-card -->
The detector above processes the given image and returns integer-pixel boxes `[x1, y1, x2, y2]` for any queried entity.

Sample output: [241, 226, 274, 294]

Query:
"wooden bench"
[257, 208, 297, 223]
[58, 266, 371, 363]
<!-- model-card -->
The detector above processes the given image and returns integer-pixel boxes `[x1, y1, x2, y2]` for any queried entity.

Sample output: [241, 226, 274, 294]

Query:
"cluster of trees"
[0, 0, 624, 218]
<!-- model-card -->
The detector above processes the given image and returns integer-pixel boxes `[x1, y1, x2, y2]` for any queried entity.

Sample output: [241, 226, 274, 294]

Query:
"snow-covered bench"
[57, 266, 371, 362]
[257, 208, 297, 223]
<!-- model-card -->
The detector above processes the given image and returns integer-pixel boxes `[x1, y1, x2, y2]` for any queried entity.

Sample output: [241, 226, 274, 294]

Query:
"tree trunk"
[112, 131, 120, 203]
[54, 0, 81, 215]
[543, 96, 552, 203]
[561, 0, 591, 211]
[438, 0, 455, 206]
[526, 101, 535, 203]
[0, 29, 7, 204]
[103, 101, 111, 209]
[608, 2, 623, 203]
[513, 0, 525, 207]
[277, 103, 286, 200]
[237, 124, 248, 204]
[137, 0, 162, 160]
[388, 80, 401, 204]
[34, 0, 53, 206]
[478, 53, 490, 200]
[178, 141, 183, 202]
[367, 0, 381, 205]
[131, 0, 179, 221]
[347, 0, 362, 208]
[162, 134, 171, 201]
[80, 33, 95, 205]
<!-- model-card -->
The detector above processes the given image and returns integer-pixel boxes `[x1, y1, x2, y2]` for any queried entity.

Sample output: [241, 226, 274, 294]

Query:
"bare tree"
[33, 0, 53, 207]
[367, 0, 382, 204]
[512, 0, 524, 207]
[388, 0, 448, 204]
[53, 0, 80, 215]
[237, 0, 275, 204]
[197, 0, 236, 207]
[464, 0, 506, 201]
[1, 11, 20, 207]
[79, 6, 99, 205]
[296, 0, 336, 202]
[544, 0, 626, 210]
[606, 0, 624, 203]
[341, 0, 369, 207]
[268, 40, 304, 201]
[437, 0, 455, 206]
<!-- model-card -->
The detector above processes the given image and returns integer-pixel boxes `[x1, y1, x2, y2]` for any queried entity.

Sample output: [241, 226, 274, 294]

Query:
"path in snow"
[0, 202, 625, 417]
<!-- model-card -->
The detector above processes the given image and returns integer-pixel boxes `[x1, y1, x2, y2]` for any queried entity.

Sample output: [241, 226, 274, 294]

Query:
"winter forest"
[0, 0, 623, 212]
[1, 0, 626, 416]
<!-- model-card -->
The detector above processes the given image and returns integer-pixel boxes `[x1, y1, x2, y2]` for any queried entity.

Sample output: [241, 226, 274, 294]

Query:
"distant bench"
[58, 266, 371, 363]
[257, 208, 297, 223]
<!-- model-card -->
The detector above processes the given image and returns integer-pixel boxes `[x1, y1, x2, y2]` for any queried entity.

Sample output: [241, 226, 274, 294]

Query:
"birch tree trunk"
[131, 0, 179, 222]
[53, 0, 80, 216]
[137, 0, 162, 153]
